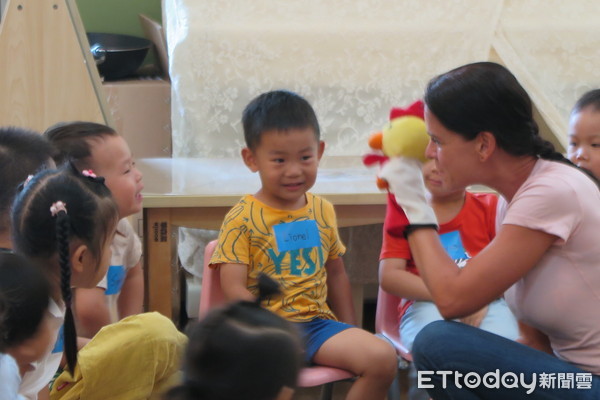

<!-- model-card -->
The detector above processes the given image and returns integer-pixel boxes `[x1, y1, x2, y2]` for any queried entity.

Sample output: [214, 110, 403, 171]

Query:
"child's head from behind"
[166, 275, 302, 400]
[0, 127, 54, 237]
[241, 90, 324, 210]
[44, 121, 144, 218]
[0, 252, 54, 375]
[567, 89, 600, 179]
[11, 165, 119, 373]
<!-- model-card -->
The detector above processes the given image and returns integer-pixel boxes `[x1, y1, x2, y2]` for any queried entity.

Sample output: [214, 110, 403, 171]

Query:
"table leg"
[144, 208, 176, 319]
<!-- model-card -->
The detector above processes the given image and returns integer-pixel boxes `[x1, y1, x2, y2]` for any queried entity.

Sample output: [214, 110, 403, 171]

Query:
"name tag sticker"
[273, 220, 320, 252]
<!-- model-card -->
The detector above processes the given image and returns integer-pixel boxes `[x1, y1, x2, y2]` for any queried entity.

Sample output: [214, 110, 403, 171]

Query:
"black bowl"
[87, 32, 152, 81]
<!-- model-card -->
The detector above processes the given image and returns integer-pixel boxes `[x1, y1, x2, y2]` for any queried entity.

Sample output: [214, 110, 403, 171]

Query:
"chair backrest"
[375, 287, 411, 359]
[198, 239, 224, 318]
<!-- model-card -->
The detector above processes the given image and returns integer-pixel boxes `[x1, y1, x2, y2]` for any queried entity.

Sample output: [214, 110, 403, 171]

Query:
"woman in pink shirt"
[390, 62, 600, 399]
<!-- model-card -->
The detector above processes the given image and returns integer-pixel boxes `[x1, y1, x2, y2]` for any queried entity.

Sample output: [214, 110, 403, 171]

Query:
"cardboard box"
[103, 79, 172, 158]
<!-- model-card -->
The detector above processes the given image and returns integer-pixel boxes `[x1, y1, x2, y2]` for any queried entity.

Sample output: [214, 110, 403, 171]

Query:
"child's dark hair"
[0, 252, 50, 353]
[44, 121, 117, 167]
[242, 90, 320, 150]
[0, 126, 54, 234]
[165, 274, 303, 400]
[424, 62, 568, 163]
[11, 165, 118, 374]
[572, 89, 600, 114]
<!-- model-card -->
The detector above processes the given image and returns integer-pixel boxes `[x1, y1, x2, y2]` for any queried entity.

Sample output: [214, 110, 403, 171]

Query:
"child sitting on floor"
[0, 253, 53, 400]
[164, 274, 302, 400]
[209, 90, 397, 400]
[45, 122, 145, 337]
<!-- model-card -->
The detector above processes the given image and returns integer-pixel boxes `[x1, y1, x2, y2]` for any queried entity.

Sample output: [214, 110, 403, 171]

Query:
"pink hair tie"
[82, 169, 97, 178]
[50, 201, 68, 217]
[24, 174, 34, 186]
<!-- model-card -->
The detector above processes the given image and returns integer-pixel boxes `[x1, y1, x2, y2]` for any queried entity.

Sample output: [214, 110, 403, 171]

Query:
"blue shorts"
[294, 318, 353, 363]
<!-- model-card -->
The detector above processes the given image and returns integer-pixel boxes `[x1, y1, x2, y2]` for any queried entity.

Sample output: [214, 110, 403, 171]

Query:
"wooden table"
[139, 157, 387, 320]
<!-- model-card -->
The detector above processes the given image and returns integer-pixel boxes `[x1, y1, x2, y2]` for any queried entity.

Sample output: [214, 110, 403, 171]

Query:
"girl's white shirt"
[18, 299, 64, 400]
[0, 353, 25, 400]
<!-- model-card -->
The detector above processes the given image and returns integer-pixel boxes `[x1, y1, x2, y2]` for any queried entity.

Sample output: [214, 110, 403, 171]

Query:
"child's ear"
[70, 244, 94, 287]
[317, 140, 325, 160]
[71, 244, 87, 275]
[241, 147, 259, 172]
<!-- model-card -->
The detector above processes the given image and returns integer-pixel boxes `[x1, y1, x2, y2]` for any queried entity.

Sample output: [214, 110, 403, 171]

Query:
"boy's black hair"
[44, 121, 117, 167]
[0, 127, 54, 233]
[11, 165, 119, 375]
[572, 89, 600, 114]
[164, 274, 303, 400]
[242, 90, 320, 150]
[0, 252, 50, 353]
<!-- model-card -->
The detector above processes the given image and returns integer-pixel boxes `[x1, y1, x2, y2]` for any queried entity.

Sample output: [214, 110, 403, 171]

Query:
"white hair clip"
[50, 201, 68, 217]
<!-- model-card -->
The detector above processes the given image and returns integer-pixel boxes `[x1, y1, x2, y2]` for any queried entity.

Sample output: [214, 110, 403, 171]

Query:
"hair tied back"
[256, 273, 282, 304]
[81, 169, 105, 184]
[50, 201, 67, 217]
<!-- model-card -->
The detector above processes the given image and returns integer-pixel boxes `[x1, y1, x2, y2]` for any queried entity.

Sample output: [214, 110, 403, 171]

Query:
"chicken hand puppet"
[363, 100, 437, 236]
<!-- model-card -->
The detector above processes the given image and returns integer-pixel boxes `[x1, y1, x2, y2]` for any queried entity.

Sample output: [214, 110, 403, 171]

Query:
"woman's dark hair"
[165, 274, 303, 400]
[424, 62, 567, 162]
[0, 252, 50, 353]
[242, 90, 320, 150]
[44, 121, 117, 167]
[572, 89, 600, 114]
[11, 165, 118, 374]
[0, 126, 54, 233]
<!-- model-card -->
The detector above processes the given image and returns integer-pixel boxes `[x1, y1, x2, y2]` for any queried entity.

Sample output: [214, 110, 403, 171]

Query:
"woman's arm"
[379, 258, 432, 301]
[408, 224, 557, 319]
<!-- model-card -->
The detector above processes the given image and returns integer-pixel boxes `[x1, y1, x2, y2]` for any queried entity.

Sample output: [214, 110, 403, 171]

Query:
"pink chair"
[375, 287, 412, 399]
[200, 240, 355, 400]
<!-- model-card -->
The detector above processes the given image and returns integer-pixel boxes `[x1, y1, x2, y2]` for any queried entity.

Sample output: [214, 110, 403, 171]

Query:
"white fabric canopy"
[164, 0, 599, 157]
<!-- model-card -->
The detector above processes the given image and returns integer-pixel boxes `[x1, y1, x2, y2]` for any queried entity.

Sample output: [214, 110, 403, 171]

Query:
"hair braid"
[55, 211, 78, 374]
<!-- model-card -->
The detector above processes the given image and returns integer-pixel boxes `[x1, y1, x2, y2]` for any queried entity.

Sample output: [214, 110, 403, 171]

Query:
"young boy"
[44, 122, 145, 338]
[380, 159, 519, 400]
[209, 90, 397, 400]
[567, 89, 600, 179]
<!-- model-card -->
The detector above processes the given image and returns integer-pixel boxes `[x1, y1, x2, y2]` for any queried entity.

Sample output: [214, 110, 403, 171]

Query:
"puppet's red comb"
[389, 100, 424, 121]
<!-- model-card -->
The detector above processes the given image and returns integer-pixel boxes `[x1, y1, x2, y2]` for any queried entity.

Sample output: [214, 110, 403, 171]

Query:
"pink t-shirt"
[502, 159, 600, 374]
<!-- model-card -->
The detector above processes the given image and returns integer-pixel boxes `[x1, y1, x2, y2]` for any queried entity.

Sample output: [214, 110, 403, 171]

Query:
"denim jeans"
[412, 320, 600, 399]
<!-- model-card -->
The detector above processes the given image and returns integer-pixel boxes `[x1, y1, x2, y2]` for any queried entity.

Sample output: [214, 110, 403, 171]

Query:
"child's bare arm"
[117, 261, 144, 318]
[325, 257, 356, 325]
[379, 258, 432, 301]
[219, 263, 255, 302]
[73, 287, 111, 338]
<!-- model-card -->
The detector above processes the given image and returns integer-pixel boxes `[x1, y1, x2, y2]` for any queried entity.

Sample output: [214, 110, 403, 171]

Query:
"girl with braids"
[12, 166, 187, 400]
[386, 62, 600, 399]
[164, 274, 303, 400]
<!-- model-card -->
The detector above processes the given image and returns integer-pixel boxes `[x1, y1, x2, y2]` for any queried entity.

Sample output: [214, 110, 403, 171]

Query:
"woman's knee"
[412, 320, 472, 370]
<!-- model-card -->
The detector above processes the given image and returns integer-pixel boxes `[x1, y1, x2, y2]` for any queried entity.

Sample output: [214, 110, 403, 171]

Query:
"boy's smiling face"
[242, 127, 324, 210]
[89, 135, 144, 218]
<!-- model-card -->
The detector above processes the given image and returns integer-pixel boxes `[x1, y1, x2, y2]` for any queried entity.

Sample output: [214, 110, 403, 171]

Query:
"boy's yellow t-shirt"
[210, 193, 346, 321]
